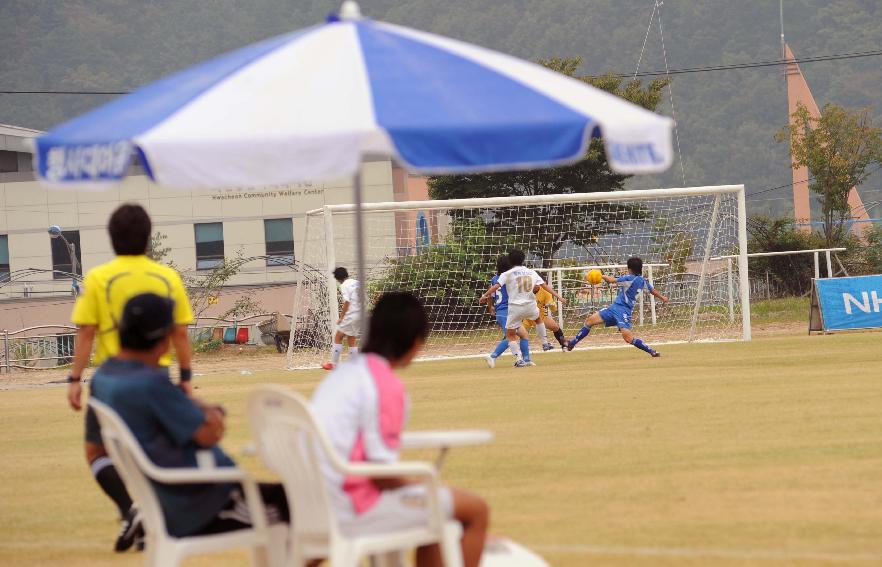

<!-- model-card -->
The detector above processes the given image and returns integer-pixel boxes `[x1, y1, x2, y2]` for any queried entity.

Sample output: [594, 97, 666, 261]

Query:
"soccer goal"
[286, 185, 750, 369]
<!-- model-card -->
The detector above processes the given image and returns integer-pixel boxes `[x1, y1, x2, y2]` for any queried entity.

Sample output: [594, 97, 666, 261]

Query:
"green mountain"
[2, 0, 880, 215]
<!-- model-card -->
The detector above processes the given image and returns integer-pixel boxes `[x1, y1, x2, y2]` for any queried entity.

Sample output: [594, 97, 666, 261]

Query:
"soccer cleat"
[542, 343, 555, 351]
[514, 359, 529, 368]
[484, 354, 496, 368]
[321, 362, 335, 371]
[115, 507, 143, 552]
[525, 360, 536, 366]
[565, 339, 576, 352]
[651, 351, 661, 358]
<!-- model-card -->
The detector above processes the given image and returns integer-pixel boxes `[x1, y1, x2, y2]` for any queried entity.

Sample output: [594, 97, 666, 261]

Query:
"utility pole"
[779, 0, 785, 58]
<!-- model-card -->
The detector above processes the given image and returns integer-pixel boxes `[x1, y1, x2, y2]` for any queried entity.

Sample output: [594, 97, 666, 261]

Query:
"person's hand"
[179, 380, 195, 397]
[558, 297, 568, 305]
[661, 295, 669, 304]
[337, 317, 343, 325]
[205, 406, 226, 435]
[478, 294, 488, 305]
[67, 381, 83, 411]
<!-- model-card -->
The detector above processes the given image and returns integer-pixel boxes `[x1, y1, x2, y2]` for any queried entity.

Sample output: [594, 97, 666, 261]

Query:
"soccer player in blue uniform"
[567, 257, 669, 356]
[484, 255, 532, 367]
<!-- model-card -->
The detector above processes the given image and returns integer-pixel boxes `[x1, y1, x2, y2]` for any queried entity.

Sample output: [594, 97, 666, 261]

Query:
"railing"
[1, 324, 77, 372]
[712, 248, 847, 280]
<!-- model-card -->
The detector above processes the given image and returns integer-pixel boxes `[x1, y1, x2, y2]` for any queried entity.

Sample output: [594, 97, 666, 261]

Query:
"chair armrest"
[342, 460, 437, 480]
[146, 465, 252, 485]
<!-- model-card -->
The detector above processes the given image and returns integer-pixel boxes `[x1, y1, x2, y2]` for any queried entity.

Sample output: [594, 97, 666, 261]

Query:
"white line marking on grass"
[531, 544, 882, 563]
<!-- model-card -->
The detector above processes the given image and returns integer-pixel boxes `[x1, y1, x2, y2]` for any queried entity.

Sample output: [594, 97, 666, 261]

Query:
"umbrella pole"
[353, 171, 369, 344]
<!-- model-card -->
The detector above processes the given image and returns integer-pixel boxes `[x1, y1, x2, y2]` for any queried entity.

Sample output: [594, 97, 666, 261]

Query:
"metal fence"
[1, 325, 77, 372]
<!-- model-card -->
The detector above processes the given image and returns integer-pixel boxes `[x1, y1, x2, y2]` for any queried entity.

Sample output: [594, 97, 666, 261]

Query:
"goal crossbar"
[306, 185, 746, 214]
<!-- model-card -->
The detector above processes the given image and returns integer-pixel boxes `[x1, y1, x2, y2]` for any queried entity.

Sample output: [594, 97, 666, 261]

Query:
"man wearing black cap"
[88, 293, 288, 540]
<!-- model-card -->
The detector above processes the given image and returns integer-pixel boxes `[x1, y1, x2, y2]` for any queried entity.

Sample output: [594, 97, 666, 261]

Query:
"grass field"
[2, 324, 881, 566]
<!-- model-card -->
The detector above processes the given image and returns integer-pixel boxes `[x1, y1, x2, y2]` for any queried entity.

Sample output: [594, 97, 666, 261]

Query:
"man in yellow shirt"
[66, 204, 194, 552]
[522, 287, 568, 351]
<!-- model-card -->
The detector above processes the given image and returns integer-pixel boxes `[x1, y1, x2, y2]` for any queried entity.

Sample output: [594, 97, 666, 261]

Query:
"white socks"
[508, 340, 522, 360]
[536, 322, 548, 343]
[331, 344, 359, 365]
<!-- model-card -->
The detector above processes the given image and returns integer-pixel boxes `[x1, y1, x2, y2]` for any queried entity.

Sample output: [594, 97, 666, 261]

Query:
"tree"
[148, 231, 263, 323]
[370, 218, 515, 329]
[776, 103, 882, 247]
[747, 215, 827, 296]
[428, 57, 669, 267]
[864, 224, 882, 274]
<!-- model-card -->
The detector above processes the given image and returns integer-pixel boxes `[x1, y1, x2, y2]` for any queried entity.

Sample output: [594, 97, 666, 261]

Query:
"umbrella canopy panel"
[35, 12, 673, 190]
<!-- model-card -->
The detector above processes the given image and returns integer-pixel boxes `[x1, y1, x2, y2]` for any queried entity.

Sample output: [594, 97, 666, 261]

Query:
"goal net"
[286, 185, 750, 369]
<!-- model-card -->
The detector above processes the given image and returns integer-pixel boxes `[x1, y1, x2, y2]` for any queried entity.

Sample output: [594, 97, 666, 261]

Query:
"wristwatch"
[66, 374, 81, 383]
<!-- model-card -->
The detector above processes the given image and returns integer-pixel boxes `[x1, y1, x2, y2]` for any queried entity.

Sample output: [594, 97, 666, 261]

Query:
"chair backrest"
[247, 386, 342, 545]
[223, 327, 237, 344]
[88, 398, 170, 538]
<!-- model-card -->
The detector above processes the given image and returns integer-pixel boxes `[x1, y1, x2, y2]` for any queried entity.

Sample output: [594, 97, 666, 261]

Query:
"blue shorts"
[599, 306, 632, 330]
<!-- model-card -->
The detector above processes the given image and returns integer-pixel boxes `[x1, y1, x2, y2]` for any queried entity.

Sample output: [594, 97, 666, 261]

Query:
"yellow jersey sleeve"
[70, 271, 100, 326]
[168, 270, 194, 325]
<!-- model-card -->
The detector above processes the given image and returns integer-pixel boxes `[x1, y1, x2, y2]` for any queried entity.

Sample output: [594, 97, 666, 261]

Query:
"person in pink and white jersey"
[311, 292, 489, 567]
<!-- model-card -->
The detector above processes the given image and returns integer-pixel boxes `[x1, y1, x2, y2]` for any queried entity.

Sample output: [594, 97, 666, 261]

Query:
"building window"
[194, 222, 224, 270]
[50, 230, 82, 279]
[0, 235, 9, 282]
[264, 218, 294, 266]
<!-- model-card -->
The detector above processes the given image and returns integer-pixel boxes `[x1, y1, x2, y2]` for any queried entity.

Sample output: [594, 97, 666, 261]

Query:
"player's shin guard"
[91, 456, 132, 517]
[491, 338, 508, 358]
[632, 338, 656, 355]
[508, 340, 522, 360]
[520, 338, 530, 361]
[553, 328, 566, 345]
[573, 325, 591, 345]
[535, 322, 548, 343]
[331, 344, 343, 365]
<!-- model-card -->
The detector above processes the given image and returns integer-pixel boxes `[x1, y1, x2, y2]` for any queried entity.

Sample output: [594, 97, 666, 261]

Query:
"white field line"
[283, 338, 740, 370]
[531, 543, 882, 563]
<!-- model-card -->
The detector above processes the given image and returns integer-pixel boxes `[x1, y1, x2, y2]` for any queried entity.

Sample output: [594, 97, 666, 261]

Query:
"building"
[0, 124, 431, 329]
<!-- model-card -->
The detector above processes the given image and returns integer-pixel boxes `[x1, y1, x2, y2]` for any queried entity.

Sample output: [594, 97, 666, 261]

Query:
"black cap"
[119, 293, 175, 350]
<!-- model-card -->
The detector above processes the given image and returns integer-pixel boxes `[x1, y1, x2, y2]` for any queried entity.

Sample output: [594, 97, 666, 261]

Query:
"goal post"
[286, 185, 751, 369]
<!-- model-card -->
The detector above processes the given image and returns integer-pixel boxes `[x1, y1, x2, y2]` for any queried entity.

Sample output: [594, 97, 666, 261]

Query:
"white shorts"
[340, 484, 454, 537]
[505, 303, 540, 329]
[337, 312, 362, 337]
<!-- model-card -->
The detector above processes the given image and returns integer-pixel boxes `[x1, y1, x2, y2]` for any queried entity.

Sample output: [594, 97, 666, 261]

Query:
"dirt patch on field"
[0, 321, 816, 389]
[0, 345, 291, 390]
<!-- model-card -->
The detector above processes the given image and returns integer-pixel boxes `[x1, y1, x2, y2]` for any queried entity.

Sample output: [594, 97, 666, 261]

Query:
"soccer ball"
[587, 269, 603, 285]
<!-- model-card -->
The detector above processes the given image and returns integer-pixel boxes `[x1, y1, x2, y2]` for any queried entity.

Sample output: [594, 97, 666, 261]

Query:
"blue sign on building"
[812, 275, 882, 332]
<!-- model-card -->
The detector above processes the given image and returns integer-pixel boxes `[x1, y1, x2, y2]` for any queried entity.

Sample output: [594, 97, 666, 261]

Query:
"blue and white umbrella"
[34, 1, 673, 190]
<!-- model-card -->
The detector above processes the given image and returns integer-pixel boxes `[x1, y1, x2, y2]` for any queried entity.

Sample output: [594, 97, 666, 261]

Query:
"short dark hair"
[363, 292, 429, 361]
[496, 255, 512, 275]
[118, 293, 174, 351]
[108, 204, 151, 255]
[333, 267, 349, 281]
[508, 249, 525, 266]
[627, 257, 643, 275]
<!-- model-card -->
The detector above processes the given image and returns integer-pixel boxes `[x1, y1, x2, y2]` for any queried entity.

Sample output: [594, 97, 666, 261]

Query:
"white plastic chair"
[88, 398, 275, 567]
[247, 384, 464, 567]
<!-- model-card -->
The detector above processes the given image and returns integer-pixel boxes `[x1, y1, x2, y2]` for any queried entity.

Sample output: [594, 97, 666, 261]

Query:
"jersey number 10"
[516, 276, 533, 294]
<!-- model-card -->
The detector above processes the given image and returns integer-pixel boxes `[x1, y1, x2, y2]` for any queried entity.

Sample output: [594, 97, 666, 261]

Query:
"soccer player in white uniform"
[322, 267, 361, 371]
[311, 292, 489, 567]
[480, 249, 566, 367]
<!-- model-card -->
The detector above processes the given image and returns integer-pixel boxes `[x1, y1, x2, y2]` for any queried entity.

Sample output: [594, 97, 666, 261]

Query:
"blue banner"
[816, 275, 882, 331]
